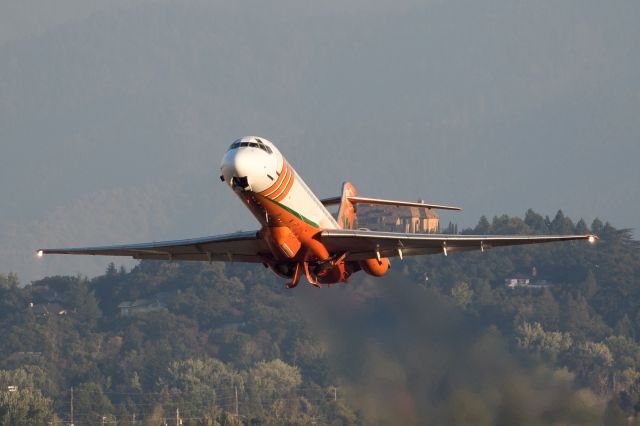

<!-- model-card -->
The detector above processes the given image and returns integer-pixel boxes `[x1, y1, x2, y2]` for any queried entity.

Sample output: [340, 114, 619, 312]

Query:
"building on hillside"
[356, 201, 439, 233]
[5, 352, 42, 364]
[117, 292, 171, 317]
[504, 268, 548, 289]
[28, 302, 67, 317]
[504, 274, 532, 288]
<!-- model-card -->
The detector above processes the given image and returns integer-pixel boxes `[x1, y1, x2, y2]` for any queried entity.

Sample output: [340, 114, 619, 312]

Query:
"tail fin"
[336, 182, 358, 230]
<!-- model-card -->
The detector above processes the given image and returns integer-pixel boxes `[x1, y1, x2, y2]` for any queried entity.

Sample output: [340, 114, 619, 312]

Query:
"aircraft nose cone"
[231, 148, 256, 178]
[220, 148, 259, 191]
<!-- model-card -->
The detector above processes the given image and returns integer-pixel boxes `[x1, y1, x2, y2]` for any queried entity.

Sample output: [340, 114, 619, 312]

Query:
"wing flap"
[320, 229, 597, 261]
[39, 231, 271, 263]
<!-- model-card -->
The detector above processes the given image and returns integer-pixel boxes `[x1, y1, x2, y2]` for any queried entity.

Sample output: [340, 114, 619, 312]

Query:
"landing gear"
[282, 262, 322, 289]
[284, 262, 301, 289]
[304, 262, 322, 288]
[281, 255, 352, 289]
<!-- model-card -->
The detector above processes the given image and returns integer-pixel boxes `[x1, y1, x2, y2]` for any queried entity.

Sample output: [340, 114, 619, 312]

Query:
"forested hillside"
[0, 210, 638, 425]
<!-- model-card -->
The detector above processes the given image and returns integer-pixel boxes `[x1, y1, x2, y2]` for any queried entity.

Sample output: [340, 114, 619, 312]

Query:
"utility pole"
[70, 387, 74, 426]
[176, 407, 180, 426]
[234, 385, 239, 421]
[333, 386, 337, 402]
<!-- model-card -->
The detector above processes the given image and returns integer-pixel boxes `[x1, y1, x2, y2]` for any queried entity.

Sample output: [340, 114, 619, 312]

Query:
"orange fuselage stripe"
[273, 168, 295, 201]
[267, 164, 290, 199]
[260, 161, 288, 197]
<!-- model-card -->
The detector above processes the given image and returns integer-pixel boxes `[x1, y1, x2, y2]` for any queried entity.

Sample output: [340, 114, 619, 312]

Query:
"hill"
[0, 210, 638, 425]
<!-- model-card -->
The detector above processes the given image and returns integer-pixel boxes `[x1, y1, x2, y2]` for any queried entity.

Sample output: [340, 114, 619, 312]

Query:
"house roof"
[117, 292, 172, 309]
[30, 303, 66, 315]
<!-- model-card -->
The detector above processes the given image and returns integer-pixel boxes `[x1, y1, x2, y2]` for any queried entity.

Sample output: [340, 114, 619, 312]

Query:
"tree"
[591, 218, 604, 234]
[247, 360, 301, 417]
[474, 216, 491, 234]
[580, 270, 599, 300]
[0, 388, 58, 425]
[534, 289, 561, 329]
[0, 273, 19, 289]
[524, 209, 548, 233]
[575, 219, 589, 234]
[451, 282, 473, 308]
[74, 382, 114, 424]
[564, 294, 591, 338]
[516, 322, 572, 363]
[0, 367, 58, 399]
[164, 357, 242, 417]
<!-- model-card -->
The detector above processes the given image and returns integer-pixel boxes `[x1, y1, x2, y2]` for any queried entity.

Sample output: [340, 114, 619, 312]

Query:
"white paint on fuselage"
[220, 136, 338, 229]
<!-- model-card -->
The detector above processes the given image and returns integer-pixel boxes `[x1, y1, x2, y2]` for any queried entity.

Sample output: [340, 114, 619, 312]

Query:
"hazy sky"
[1, 0, 638, 283]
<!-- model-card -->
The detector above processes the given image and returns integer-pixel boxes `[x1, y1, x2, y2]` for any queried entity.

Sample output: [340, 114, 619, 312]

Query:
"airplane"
[38, 136, 598, 288]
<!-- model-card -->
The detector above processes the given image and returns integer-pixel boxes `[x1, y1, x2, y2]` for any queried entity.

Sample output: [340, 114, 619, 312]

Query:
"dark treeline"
[0, 210, 639, 425]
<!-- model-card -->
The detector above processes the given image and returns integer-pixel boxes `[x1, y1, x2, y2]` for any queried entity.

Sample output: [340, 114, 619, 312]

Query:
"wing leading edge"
[319, 229, 597, 261]
[38, 231, 270, 263]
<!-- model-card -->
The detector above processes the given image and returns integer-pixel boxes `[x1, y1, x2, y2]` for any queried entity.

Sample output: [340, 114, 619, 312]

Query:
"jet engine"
[359, 258, 390, 277]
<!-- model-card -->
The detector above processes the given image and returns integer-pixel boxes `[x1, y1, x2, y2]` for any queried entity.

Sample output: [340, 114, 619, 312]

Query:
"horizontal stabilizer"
[320, 196, 462, 211]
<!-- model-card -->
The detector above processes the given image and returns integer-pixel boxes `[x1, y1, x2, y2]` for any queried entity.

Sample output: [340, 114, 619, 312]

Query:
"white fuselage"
[220, 136, 338, 230]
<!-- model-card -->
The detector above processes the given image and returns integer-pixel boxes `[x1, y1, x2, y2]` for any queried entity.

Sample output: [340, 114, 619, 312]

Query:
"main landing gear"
[283, 262, 321, 289]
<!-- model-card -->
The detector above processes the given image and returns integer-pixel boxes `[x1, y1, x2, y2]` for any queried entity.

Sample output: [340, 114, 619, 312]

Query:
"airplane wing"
[319, 229, 597, 261]
[38, 231, 271, 263]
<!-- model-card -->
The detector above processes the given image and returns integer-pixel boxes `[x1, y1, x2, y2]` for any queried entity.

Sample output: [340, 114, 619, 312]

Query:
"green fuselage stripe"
[264, 197, 320, 228]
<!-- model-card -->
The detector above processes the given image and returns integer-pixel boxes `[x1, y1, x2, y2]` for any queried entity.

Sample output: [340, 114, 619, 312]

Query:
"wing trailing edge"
[319, 229, 597, 261]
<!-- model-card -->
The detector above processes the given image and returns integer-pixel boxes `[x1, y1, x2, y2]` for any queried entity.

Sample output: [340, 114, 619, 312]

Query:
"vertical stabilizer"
[337, 182, 358, 229]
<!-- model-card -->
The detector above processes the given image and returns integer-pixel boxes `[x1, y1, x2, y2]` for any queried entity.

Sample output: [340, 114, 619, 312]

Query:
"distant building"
[505, 268, 548, 289]
[356, 201, 439, 233]
[5, 352, 42, 363]
[117, 292, 171, 316]
[504, 274, 532, 288]
[29, 302, 67, 316]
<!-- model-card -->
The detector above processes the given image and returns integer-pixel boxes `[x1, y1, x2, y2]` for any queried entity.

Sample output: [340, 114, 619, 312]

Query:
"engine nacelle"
[359, 258, 390, 277]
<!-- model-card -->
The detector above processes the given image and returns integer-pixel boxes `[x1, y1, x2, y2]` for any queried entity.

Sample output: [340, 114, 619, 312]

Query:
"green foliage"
[0, 210, 638, 423]
[0, 388, 58, 425]
[516, 322, 573, 362]
[74, 382, 114, 424]
[451, 282, 473, 308]
[164, 357, 242, 417]
[0, 273, 20, 289]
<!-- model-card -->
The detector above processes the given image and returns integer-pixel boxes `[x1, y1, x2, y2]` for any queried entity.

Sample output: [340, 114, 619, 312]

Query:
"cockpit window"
[227, 140, 272, 154]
